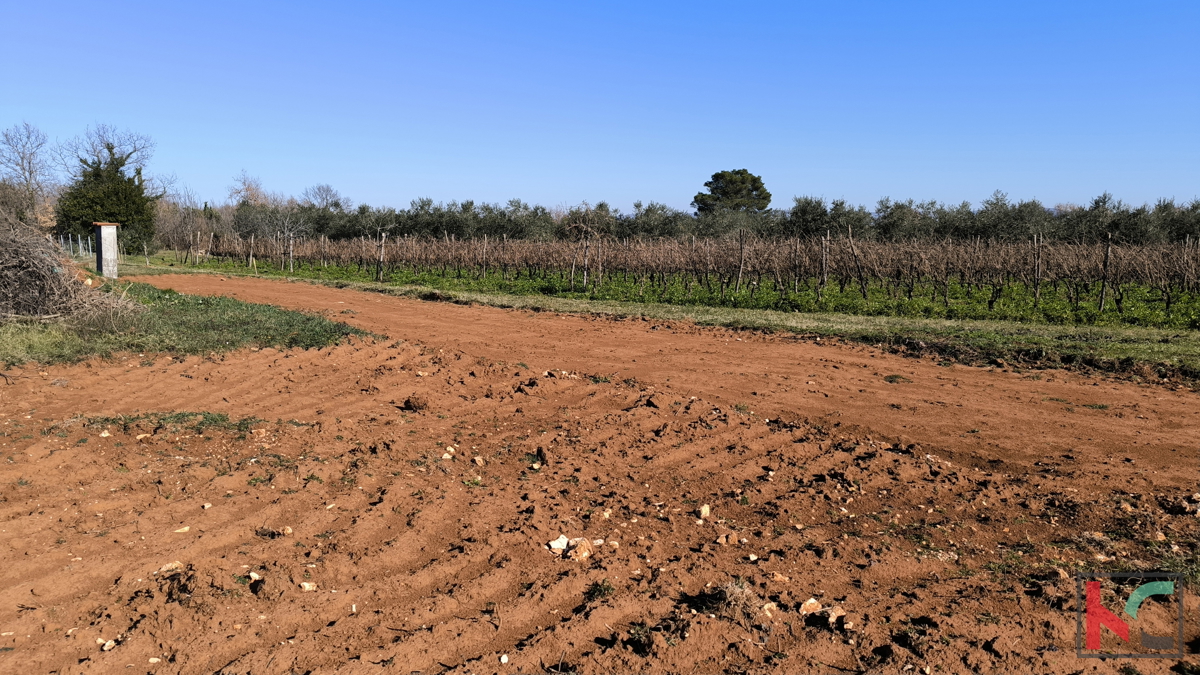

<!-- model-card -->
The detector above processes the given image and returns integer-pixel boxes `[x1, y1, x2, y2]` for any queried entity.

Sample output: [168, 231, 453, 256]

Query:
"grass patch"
[1160, 549, 1200, 590]
[584, 579, 615, 603]
[84, 411, 263, 435]
[0, 281, 367, 367]
[118, 260, 1200, 384]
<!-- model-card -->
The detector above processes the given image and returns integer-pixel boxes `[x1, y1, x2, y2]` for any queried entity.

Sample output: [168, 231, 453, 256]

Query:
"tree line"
[164, 190, 1200, 249]
[2, 122, 1198, 249]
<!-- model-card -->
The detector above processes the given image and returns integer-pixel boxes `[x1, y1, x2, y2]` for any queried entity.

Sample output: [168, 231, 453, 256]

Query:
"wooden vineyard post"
[1032, 234, 1042, 307]
[819, 230, 829, 302]
[735, 228, 746, 294]
[582, 238, 590, 289]
[792, 237, 800, 294]
[569, 243, 578, 292]
[847, 224, 868, 300]
[593, 237, 602, 290]
[377, 233, 387, 282]
[1099, 232, 1112, 312]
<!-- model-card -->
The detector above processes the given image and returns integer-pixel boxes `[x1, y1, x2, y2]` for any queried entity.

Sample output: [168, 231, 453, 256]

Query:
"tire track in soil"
[0, 276, 1193, 673]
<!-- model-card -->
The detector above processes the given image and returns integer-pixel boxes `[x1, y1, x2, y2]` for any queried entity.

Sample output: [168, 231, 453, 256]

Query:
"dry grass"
[715, 578, 761, 626]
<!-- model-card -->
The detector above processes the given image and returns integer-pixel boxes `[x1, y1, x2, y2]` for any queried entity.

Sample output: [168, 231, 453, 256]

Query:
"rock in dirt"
[698, 504, 711, 519]
[548, 535, 569, 551]
[566, 538, 593, 561]
[173, 526, 190, 533]
[800, 598, 822, 614]
[401, 395, 429, 411]
[300, 582, 318, 592]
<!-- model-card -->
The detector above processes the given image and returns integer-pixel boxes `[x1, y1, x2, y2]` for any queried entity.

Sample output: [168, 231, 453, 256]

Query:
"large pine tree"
[691, 169, 772, 215]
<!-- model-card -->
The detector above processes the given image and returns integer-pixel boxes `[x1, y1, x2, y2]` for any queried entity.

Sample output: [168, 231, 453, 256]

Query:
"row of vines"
[192, 233, 1200, 327]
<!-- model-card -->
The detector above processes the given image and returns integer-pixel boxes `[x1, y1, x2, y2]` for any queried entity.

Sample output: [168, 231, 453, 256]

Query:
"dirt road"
[131, 274, 1199, 471]
[0, 274, 1194, 674]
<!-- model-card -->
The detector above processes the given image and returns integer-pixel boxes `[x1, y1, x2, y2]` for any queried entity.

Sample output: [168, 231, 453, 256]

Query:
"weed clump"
[584, 579, 614, 603]
[715, 578, 761, 625]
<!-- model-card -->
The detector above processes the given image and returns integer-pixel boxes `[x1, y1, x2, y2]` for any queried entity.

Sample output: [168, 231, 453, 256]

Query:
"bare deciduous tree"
[228, 170, 269, 206]
[55, 124, 156, 177]
[302, 184, 351, 211]
[0, 122, 55, 223]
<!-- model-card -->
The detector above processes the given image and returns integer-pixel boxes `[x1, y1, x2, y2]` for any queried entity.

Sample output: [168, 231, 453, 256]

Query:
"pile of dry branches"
[0, 224, 138, 323]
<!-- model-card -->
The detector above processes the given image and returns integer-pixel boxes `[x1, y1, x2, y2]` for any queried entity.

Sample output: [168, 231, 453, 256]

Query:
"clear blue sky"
[3, 1, 1196, 212]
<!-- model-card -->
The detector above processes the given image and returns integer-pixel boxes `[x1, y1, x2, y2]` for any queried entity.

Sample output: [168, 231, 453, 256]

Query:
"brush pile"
[0, 224, 138, 323]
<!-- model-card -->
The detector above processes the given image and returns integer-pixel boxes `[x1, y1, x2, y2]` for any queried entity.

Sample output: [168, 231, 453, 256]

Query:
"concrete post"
[94, 222, 120, 279]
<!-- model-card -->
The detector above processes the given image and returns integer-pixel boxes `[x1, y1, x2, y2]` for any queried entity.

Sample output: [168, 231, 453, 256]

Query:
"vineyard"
[185, 234, 1200, 329]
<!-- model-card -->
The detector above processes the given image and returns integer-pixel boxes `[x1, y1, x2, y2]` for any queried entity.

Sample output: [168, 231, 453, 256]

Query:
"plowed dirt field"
[0, 274, 1196, 674]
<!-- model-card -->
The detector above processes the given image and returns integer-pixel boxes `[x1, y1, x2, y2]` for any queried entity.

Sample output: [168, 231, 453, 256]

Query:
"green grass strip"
[0, 281, 366, 367]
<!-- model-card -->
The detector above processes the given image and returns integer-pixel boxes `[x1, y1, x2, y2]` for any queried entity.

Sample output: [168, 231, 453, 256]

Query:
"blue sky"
[2, 1, 1196, 211]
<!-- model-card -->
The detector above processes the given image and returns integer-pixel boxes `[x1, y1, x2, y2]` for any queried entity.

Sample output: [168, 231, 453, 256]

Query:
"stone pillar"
[94, 222, 120, 279]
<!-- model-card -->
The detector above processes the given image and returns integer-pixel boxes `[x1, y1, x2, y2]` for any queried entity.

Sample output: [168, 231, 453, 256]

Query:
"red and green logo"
[1076, 572, 1184, 659]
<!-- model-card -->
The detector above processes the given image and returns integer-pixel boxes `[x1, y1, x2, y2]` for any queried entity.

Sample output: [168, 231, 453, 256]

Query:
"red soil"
[0, 274, 1195, 674]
